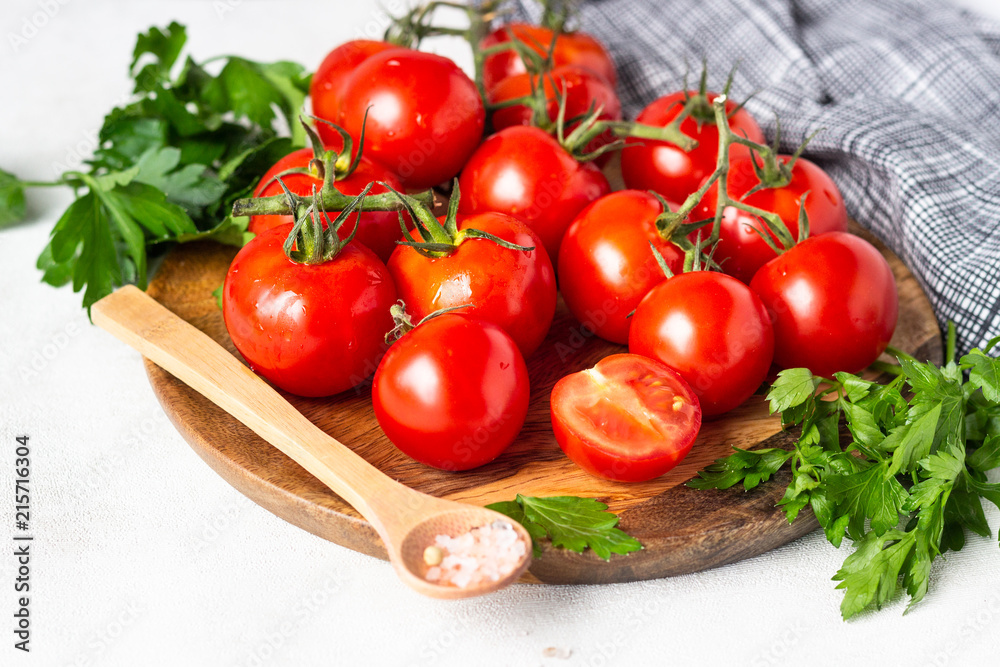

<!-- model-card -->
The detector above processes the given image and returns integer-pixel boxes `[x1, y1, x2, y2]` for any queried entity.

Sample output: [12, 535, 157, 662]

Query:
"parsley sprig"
[487, 494, 643, 560]
[2, 23, 310, 310]
[689, 325, 1000, 619]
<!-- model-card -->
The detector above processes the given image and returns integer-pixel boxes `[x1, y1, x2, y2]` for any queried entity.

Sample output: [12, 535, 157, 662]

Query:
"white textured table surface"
[3, 1, 1000, 666]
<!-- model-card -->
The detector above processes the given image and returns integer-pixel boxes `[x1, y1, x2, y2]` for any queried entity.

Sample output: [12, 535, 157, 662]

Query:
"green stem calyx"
[254, 114, 364, 194]
[648, 193, 720, 273]
[305, 112, 368, 184]
[740, 117, 823, 198]
[283, 182, 372, 265]
[383, 179, 535, 259]
[385, 300, 418, 343]
[681, 62, 733, 126]
[385, 299, 471, 343]
[232, 112, 425, 220]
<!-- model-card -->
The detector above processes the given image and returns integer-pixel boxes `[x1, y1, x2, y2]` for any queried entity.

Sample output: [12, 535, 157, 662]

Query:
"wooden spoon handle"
[91, 285, 409, 524]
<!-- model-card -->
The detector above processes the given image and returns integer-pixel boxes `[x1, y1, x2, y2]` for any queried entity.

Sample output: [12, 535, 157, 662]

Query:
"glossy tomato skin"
[372, 314, 529, 471]
[481, 23, 617, 91]
[248, 148, 406, 263]
[315, 47, 485, 190]
[629, 271, 774, 417]
[550, 354, 701, 482]
[621, 92, 765, 204]
[223, 225, 397, 397]
[387, 212, 556, 357]
[458, 126, 611, 263]
[749, 232, 898, 378]
[697, 156, 849, 283]
[558, 191, 685, 345]
[488, 65, 621, 157]
[311, 40, 397, 146]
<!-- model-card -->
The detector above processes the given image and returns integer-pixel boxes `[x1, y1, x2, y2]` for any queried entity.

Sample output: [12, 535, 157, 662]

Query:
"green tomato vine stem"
[231, 185, 434, 219]
[385, 0, 505, 107]
[654, 95, 803, 260]
[12, 180, 66, 189]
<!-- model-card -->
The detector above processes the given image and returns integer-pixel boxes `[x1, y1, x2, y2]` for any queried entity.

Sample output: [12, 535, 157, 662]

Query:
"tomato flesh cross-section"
[550, 354, 702, 482]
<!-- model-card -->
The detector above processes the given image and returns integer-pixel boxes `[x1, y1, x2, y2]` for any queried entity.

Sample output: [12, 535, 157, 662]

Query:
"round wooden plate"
[144, 223, 941, 585]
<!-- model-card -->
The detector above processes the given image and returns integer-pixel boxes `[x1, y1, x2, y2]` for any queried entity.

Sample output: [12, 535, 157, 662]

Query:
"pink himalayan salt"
[424, 520, 526, 588]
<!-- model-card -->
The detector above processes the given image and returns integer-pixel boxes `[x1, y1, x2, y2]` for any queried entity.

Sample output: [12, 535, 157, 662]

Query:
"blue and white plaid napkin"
[510, 0, 1000, 354]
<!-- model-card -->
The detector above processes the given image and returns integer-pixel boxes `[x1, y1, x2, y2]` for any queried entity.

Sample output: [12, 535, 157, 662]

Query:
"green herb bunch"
[690, 326, 1000, 619]
[0, 23, 310, 309]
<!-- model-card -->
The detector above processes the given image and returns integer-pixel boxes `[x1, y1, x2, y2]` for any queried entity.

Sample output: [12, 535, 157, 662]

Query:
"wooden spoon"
[91, 285, 533, 599]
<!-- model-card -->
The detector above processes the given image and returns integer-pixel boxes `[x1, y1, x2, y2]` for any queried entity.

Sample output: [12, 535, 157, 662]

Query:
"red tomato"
[373, 314, 529, 471]
[387, 212, 556, 356]
[248, 147, 405, 263]
[223, 224, 396, 397]
[550, 354, 701, 482]
[629, 271, 774, 416]
[696, 156, 849, 283]
[311, 45, 485, 189]
[621, 91, 765, 204]
[488, 65, 621, 157]
[749, 231, 898, 378]
[481, 23, 617, 91]
[558, 191, 685, 345]
[458, 125, 610, 263]
[311, 40, 397, 143]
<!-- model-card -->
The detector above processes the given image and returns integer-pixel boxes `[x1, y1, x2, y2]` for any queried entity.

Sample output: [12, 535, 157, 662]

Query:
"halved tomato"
[550, 354, 702, 482]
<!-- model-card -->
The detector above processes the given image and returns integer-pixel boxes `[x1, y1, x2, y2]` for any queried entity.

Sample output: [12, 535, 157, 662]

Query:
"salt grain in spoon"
[423, 520, 527, 589]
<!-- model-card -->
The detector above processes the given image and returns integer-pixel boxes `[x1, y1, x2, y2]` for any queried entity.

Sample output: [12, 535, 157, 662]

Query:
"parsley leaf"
[842, 402, 884, 449]
[767, 367, 818, 414]
[902, 357, 965, 449]
[946, 469, 991, 538]
[963, 348, 1000, 402]
[487, 495, 642, 561]
[966, 476, 1000, 516]
[203, 58, 311, 146]
[39, 176, 198, 308]
[834, 372, 874, 402]
[132, 147, 228, 212]
[833, 529, 916, 619]
[131, 21, 187, 91]
[687, 447, 793, 491]
[968, 434, 1000, 473]
[42, 193, 119, 307]
[887, 402, 941, 476]
[827, 461, 908, 537]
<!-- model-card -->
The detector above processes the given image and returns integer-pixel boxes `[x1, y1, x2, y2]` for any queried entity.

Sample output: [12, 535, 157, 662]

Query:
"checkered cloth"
[509, 0, 1000, 354]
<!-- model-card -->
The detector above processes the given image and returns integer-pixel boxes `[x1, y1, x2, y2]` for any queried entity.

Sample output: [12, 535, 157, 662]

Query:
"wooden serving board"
[144, 223, 941, 585]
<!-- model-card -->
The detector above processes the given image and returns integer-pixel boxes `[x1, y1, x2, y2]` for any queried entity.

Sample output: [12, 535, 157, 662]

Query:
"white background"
[3, 1, 1000, 666]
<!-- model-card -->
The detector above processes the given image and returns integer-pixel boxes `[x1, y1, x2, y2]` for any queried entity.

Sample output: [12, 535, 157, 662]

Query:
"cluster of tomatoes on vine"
[222, 0, 899, 483]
